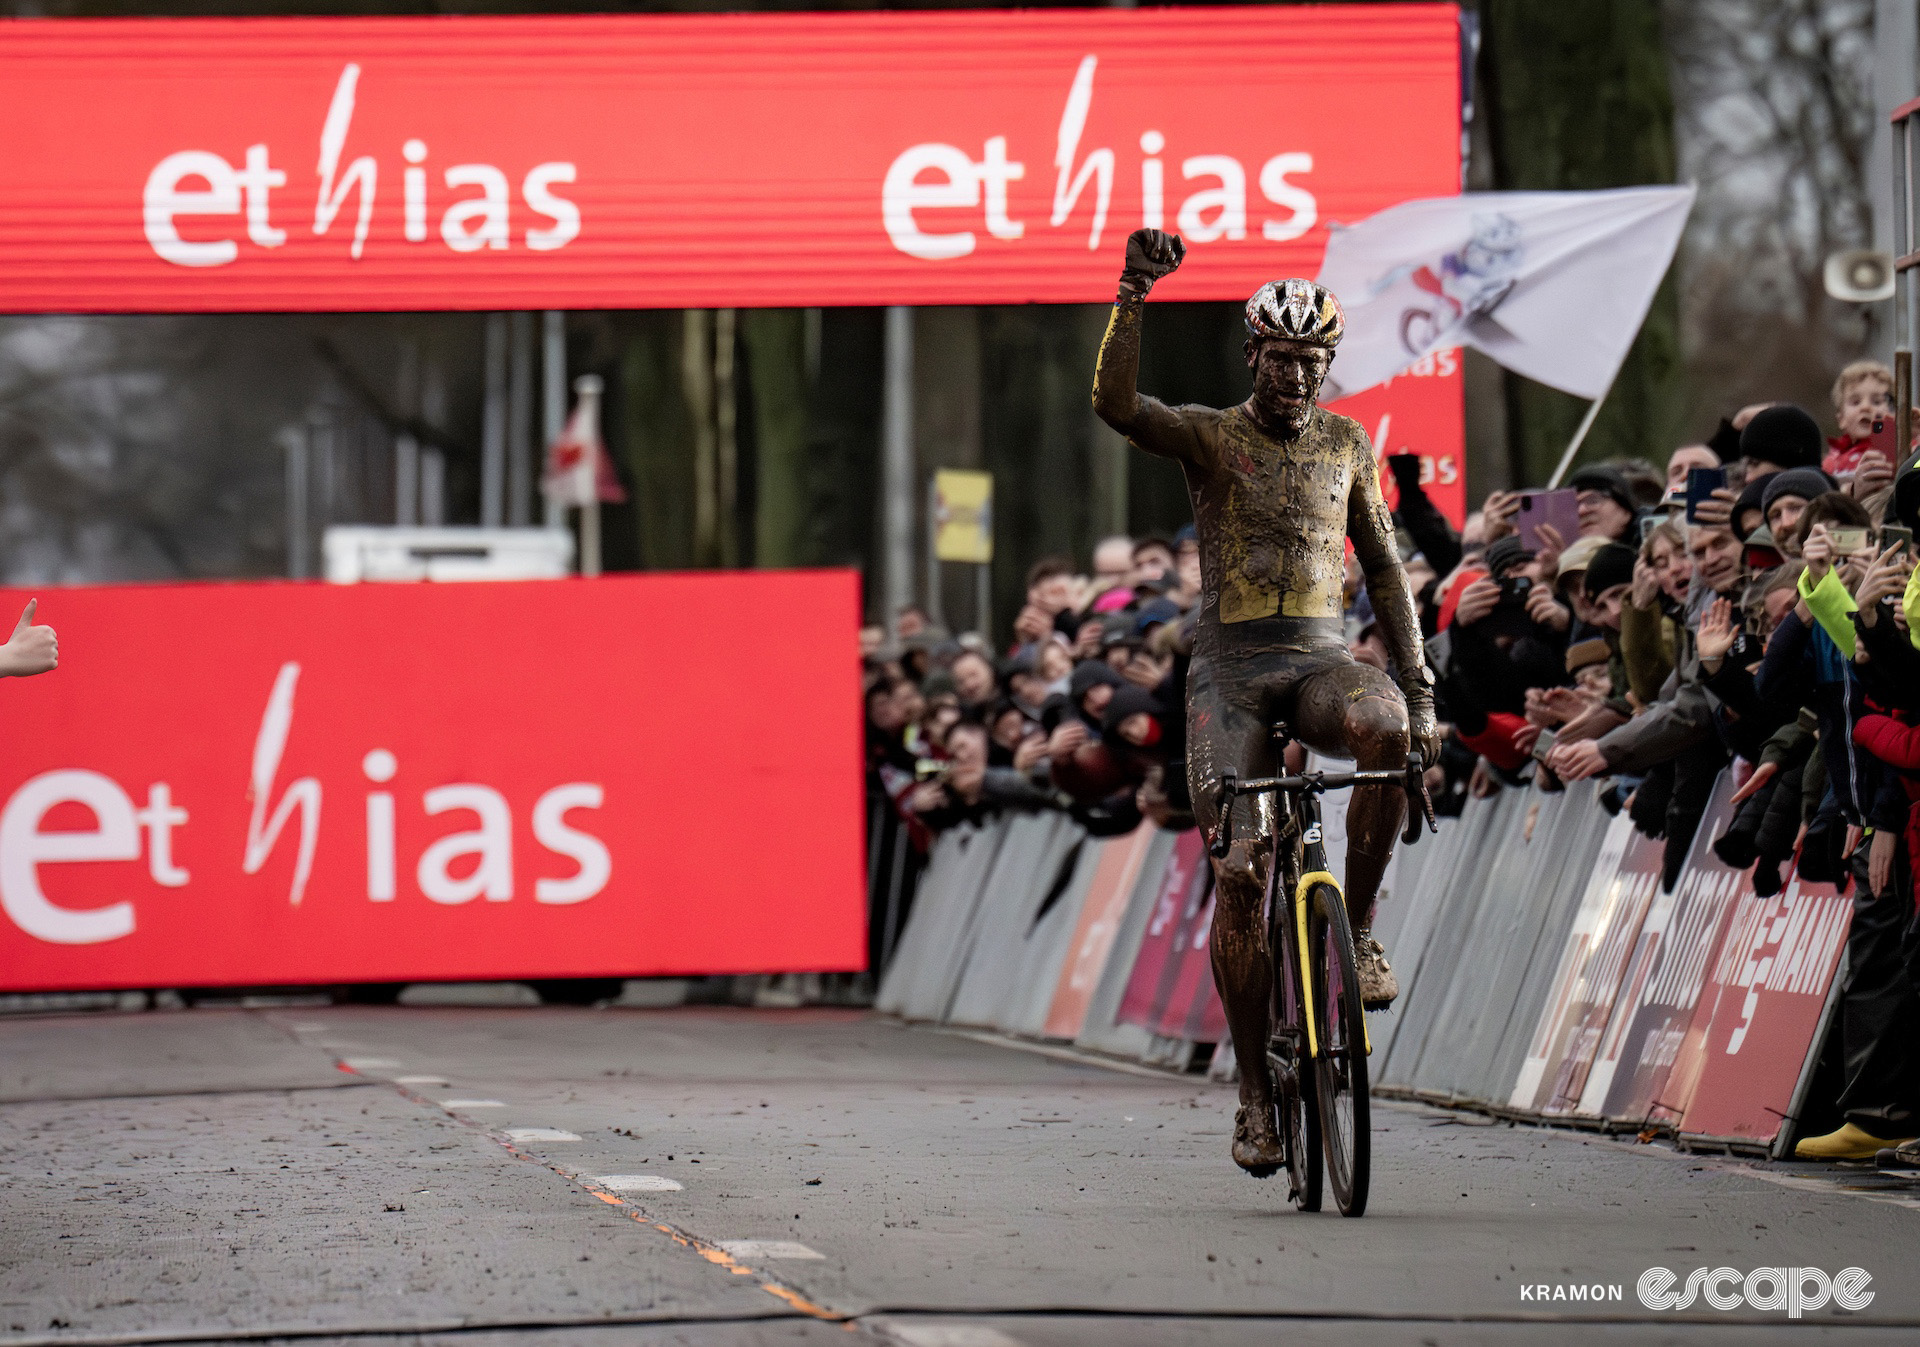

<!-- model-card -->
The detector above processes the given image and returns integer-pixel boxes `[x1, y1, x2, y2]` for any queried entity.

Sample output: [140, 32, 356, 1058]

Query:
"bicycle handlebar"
[1208, 753, 1438, 859]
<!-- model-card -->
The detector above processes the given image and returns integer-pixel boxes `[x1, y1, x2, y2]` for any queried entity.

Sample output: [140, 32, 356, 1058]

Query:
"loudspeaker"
[1824, 249, 1895, 303]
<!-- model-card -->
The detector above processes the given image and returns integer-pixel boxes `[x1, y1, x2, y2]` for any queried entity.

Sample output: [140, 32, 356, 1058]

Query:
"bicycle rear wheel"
[1308, 883, 1371, 1217]
[1270, 920, 1322, 1212]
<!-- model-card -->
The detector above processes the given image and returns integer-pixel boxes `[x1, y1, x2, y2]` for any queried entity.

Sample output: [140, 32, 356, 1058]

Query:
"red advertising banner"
[1678, 789, 1850, 1145]
[0, 573, 866, 990]
[0, 7, 1460, 314]
[1329, 347, 1467, 526]
[1118, 828, 1228, 1042]
[1591, 773, 1751, 1124]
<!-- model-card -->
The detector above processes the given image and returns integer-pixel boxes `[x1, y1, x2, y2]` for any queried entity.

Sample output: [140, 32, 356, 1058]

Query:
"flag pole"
[581, 499, 602, 577]
[1545, 382, 1612, 488]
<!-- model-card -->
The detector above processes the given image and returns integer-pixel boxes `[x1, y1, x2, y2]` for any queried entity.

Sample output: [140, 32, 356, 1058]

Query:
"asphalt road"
[3, 1002, 1919, 1346]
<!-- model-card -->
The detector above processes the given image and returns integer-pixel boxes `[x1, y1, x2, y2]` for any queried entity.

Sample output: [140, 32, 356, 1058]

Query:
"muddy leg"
[1293, 662, 1410, 932]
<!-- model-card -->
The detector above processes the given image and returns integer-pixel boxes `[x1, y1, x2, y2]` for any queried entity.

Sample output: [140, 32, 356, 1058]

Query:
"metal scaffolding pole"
[481, 312, 509, 527]
[542, 311, 567, 528]
[882, 306, 915, 634]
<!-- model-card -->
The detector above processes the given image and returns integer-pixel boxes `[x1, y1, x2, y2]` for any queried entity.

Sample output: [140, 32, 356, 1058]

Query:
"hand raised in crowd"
[1533, 523, 1566, 583]
[1012, 730, 1049, 774]
[1802, 521, 1834, 580]
[1481, 491, 1521, 541]
[1852, 449, 1895, 501]
[1452, 576, 1501, 627]
[1695, 597, 1738, 666]
[1070, 620, 1103, 660]
[1557, 702, 1625, 744]
[1729, 759, 1779, 805]
[1870, 826, 1897, 898]
[1630, 556, 1662, 611]
[1523, 686, 1557, 727]
[907, 781, 949, 816]
[1546, 738, 1610, 782]
[1046, 719, 1089, 761]
[1012, 603, 1053, 644]
[0, 600, 57, 678]
[1690, 486, 1736, 529]
[1124, 650, 1168, 689]
[1510, 721, 1544, 756]
[1525, 582, 1570, 632]
[1853, 542, 1913, 627]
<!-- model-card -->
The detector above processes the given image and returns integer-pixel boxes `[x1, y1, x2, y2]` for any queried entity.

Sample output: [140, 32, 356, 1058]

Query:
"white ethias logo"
[144, 62, 579, 268]
[1638, 1266, 1873, 1318]
[0, 661, 611, 945]
[881, 54, 1318, 261]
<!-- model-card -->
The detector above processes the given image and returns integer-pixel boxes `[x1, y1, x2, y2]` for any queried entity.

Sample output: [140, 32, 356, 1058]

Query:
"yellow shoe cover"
[1794, 1122, 1916, 1161]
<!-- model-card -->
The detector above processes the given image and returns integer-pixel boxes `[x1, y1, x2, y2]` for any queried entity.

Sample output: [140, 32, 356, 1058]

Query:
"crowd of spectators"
[862, 358, 1920, 1161]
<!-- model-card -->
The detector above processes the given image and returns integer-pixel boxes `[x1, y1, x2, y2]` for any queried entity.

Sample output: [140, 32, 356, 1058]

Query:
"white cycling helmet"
[1245, 278, 1345, 349]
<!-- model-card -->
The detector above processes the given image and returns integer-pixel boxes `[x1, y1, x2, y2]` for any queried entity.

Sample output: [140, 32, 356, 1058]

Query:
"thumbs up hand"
[0, 600, 58, 677]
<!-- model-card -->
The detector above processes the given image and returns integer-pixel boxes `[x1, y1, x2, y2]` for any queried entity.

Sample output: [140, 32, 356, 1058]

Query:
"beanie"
[1760, 466, 1837, 519]
[1730, 475, 1771, 542]
[1566, 637, 1610, 674]
[1583, 543, 1638, 599]
[1739, 405, 1825, 471]
[1483, 535, 1535, 580]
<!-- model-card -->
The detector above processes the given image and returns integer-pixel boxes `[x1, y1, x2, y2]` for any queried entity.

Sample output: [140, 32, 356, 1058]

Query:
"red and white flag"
[542, 374, 626, 508]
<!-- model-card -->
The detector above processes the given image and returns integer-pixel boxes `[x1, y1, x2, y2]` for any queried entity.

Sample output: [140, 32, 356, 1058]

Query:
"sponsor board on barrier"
[1677, 805, 1849, 1145]
[1511, 810, 1659, 1113]
[1042, 823, 1155, 1039]
[1590, 771, 1750, 1123]
[0, 574, 865, 989]
[1118, 829, 1206, 1028]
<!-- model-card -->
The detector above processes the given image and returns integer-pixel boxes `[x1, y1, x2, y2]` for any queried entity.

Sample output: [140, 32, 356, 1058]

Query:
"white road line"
[443, 1099, 505, 1108]
[594, 1174, 684, 1192]
[341, 1057, 402, 1069]
[715, 1239, 823, 1260]
[396, 1075, 449, 1085]
[871, 1325, 1024, 1347]
[505, 1127, 581, 1142]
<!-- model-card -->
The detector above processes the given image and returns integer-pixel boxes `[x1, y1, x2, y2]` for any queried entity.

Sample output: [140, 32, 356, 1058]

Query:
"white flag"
[1316, 185, 1694, 403]
[541, 374, 625, 508]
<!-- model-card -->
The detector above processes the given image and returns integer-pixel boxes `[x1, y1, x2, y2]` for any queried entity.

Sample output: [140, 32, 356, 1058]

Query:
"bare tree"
[1667, 0, 1876, 433]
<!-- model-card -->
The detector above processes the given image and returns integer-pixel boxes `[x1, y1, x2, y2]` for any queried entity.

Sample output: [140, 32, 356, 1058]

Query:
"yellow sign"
[933, 469, 994, 564]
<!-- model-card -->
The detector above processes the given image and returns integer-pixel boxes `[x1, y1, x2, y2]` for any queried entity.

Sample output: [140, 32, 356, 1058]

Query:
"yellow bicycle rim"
[1292, 871, 1372, 1058]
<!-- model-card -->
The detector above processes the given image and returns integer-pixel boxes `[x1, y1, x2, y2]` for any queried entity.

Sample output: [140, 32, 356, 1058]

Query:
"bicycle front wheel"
[1308, 883, 1371, 1218]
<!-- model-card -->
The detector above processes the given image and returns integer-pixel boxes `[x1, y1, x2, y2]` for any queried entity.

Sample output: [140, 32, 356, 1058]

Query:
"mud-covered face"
[1245, 337, 1332, 438]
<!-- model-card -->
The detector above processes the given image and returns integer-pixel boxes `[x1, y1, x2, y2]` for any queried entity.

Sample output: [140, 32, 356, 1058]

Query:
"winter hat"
[1565, 638, 1610, 674]
[1483, 535, 1535, 580]
[1739, 405, 1825, 471]
[1582, 543, 1638, 599]
[1730, 474, 1771, 542]
[1553, 535, 1610, 594]
[1893, 457, 1920, 533]
[1760, 466, 1837, 519]
[1069, 660, 1124, 705]
[1102, 684, 1170, 746]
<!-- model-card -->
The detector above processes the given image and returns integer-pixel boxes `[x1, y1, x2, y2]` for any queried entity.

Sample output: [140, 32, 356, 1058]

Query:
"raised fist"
[1120, 228, 1185, 294]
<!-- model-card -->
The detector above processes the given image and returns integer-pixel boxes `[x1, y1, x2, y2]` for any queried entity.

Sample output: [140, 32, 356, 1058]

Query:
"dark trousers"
[1838, 830, 1920, 1135]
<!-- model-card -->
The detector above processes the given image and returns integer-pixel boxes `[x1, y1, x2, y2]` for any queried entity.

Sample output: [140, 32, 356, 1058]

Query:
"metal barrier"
[876, 771, 1848, 1152]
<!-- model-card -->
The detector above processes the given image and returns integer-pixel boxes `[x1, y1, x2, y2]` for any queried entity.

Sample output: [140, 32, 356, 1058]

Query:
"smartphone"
[1882, 524, 1914, 555]
[1867, 416, 1898, 459]
[1685, 467, 1728, 525]
[1531, 727, 1559, 764]
[1515, 488, 1580, 552]
[1639, 513, 1664, 544]
[1829, 526, 1871, 555]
